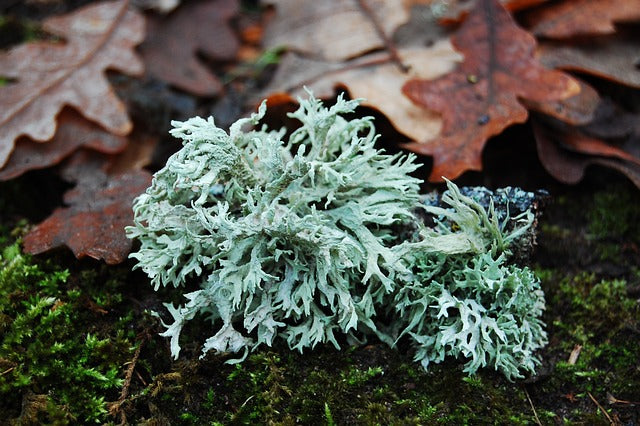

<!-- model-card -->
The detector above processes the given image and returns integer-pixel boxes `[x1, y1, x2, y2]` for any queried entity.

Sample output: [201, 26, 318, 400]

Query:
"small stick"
[1, 366, 16, 376]
[524, 387, 542, 426]
[588, 392, 614, 425]
[568, 344, 582, 365]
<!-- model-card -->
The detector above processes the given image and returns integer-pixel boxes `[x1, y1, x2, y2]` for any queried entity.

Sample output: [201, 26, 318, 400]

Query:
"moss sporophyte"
[127, 92, 547, 380]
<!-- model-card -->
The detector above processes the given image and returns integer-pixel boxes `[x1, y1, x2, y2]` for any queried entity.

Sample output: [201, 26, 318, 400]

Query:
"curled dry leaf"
[139, 0, 240, 96]
[402, 0, 578, 181]
[0, 0, 145, 168]
[534, 122, 640, 188]
[533, 109, 640, 188]
[538, 32, 640, 89]
[524, 0, 640, 38]
[0, 109, 128, 181]
[22, 151, 152, 264]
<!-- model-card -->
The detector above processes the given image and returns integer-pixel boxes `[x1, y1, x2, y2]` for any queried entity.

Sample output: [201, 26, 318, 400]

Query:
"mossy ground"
[1, 172, 639, 425]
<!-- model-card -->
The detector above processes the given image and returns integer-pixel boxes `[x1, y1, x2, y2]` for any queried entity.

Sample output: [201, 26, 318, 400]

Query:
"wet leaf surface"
[401, 0, 578, 181]
[22, 151, 152, 264]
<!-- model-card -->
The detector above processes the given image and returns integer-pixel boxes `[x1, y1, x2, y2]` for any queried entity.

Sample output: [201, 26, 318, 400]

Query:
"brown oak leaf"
[533, 98, 640, 188]
[22, 151, 152, 264]
[0, 0, 144, 168]
[402, 0, 579, 181]
[524, 0, 640, 38]
[139, 0, 239, 96]
[0, 109, 128, 181]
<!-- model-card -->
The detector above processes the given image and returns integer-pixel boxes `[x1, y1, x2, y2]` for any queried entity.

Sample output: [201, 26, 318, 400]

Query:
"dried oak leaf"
[23, 151, 152, 264]
[263, 0, 427, 62]
[0, 0, 145, 168]
[524, 0, 640, 38]
[402, 0, 578, 181]
[539, 31, 640, 89]
[0, 109, 128, 181]
[139, 0, 239, 96]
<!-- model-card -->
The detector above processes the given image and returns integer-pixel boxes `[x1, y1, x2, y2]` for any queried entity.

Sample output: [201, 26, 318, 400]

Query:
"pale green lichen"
[396, 184, 547, 380]
[127, 93, 546, 379]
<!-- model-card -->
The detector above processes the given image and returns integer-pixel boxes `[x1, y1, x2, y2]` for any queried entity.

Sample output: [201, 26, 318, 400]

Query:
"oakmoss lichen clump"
[127, 93, 546, 379]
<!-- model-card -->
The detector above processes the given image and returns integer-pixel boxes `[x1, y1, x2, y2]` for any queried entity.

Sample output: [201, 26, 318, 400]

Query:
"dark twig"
[108, 335, 147, 425]
[356, 0, 409, 73]
[283, 53, 395, 94]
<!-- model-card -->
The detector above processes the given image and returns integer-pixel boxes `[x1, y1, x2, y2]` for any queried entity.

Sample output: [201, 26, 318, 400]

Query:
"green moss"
[132, 340, 546, 425]
[588, 187, 640, 239]
[535, 270, 640, 423]
[587, 184, 640, 264]
[0, 238, 137, 423]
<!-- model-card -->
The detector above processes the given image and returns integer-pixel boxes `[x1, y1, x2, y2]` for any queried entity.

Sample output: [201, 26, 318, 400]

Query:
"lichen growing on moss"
[127, 93, 547, 379]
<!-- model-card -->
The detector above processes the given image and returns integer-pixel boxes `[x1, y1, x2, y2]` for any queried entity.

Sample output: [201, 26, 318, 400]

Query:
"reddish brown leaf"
[539, 32, 640, 89]
[0, 0, 144, 168]
[0, 109, 128, 181]
[524, 0, 640, 38]
[23, 151, 152, 264]
[533, 121, 592, 184]
[581, 99, 640, 140]
[139, 0, 239, 96]
[402, 0, 578, 181]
